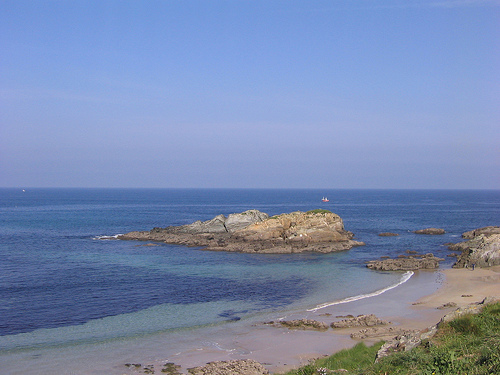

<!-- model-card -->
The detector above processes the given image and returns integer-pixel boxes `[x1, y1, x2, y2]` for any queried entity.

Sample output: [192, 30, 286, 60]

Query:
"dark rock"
[413, 228, 446, 235]
[379, 232, 399, 237]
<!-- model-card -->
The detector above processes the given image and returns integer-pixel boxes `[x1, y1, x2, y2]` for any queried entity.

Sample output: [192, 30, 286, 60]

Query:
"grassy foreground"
[282, 302, 500, 375]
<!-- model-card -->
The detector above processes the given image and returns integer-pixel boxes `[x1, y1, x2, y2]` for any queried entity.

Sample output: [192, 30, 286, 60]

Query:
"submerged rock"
[118, 210, 364, 254]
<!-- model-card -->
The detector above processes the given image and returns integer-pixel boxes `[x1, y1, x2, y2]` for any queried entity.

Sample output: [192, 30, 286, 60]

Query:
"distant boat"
[322, 197, 329, 202]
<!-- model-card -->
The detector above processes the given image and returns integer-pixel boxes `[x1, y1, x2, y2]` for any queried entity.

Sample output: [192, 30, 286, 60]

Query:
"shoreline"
[2, 266, 499, 374]
[131, 266, 500, 374]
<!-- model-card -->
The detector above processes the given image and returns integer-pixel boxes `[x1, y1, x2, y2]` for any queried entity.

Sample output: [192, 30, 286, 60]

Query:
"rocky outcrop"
[118, 210, 364, 254]
[413, 228, 446, 235]
[376, 297, 499, 361]
[462, 226, 500, 239]
[187, 359, 269, 375]
[366, 253, 444, 271]
[330, 314, 390, 329]
[450, 227, 500, 268]
[268, 319, 329, 331]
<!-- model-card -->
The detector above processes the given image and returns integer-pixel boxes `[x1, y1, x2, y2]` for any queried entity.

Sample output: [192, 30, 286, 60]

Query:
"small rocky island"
[118, 209, 365, 253]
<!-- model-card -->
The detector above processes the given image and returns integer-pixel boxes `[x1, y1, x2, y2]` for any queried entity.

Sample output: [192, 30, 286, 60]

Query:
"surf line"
[307, 271, 414, 312]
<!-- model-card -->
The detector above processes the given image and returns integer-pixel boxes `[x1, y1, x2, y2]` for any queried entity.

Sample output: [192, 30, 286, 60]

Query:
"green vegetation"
[281, 302, 500, 375]
[306, 209, 332, 215]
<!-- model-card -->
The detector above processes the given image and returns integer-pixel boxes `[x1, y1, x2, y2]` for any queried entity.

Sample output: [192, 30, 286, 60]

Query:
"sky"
[1, 0, 499, 189]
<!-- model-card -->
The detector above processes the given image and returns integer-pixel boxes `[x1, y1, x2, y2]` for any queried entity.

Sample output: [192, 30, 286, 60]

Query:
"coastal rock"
[450, 227, 500, 268]
[376, 297, 500, 361]
[118, 210, 364, 254]
[187, 359, 269, 375]
[413, 228, 446, 235]
[351, 327, 418, 340]
[462, 226, 500, 239]
[366, 253, 444, 271]
[378, 232, 399, 237]
[270, 319, 329, 331]
[330, 314, 389, 329]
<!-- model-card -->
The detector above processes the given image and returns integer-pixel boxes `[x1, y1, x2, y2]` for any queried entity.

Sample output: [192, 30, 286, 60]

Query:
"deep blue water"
[0, 188, 498, 349]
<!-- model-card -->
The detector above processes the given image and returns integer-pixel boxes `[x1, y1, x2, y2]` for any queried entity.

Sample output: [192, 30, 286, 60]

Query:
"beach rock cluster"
[187, 359, 269, 375]
[366, 253, 444, 271]
[449, 226, 500, 268]
[330, 314, 390, 328]
[268, 318, 329, 331]
[118, 210, 364, 254]
[375, 296, 500, 361]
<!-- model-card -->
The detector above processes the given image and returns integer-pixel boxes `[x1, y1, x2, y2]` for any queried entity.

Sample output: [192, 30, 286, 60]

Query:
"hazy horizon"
[1, 1, 499, 189]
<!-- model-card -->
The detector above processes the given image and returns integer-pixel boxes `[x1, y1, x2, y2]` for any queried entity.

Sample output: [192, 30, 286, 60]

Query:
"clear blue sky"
[1, 0, 499, 189]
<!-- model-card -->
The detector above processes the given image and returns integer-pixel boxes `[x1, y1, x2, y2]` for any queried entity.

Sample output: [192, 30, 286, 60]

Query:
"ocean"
[0, 188, 498, 373]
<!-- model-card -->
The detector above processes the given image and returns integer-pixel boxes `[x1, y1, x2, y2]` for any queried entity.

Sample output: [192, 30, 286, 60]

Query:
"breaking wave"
[308, 271, 414, 312]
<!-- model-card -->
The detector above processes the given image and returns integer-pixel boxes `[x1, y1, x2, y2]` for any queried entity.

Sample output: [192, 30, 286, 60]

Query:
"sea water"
[0, 189, 498, 370]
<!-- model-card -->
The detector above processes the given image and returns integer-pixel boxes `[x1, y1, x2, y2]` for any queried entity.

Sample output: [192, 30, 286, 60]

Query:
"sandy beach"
[161, 266, 500, 374]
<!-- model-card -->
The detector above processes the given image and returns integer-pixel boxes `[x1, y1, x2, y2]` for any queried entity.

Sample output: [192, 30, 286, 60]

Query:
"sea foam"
[307, 271, 414, 312]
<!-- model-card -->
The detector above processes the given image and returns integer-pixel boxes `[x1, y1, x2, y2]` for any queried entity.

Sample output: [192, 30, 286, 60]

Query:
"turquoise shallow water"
[0, 188, 498, 354]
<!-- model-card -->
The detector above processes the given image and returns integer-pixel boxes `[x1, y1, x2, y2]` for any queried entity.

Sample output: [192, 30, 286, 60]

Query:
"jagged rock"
[118, 210, 364, 254]
[187, 359, 269, 375]
[378, 232, 399, 237]
[413, 228, 446, 235]
[270, 319, 329, 331]
[462, 226, 500, 239]
[450, 228, 500, 268]
[330, 314, 389, 329]
[366, 253, 444, 271]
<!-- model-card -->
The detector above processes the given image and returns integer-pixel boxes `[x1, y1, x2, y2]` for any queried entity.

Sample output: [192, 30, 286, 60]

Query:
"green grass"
[306, 209, 332, 215]
[281, 302, 500, 375]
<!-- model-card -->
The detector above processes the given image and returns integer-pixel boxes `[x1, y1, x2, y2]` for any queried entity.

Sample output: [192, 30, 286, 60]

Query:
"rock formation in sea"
[413, 228, 446, 235]
[449, 226, 500, 268]
[118, 209, 364, 253]
[366, 253, 444, 271]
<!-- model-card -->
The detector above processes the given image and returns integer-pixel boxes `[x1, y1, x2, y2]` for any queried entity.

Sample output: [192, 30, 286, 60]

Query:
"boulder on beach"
[331, 314, 390, 329]
[118, 209, 364, 254]
[268, 319, 329, 331]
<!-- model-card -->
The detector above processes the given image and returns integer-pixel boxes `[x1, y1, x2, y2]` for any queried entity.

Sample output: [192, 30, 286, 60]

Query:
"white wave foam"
[93, 234, 122, 240]
[307, 271, 414, 312]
